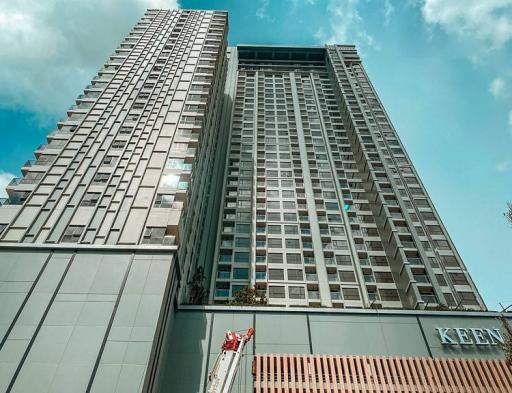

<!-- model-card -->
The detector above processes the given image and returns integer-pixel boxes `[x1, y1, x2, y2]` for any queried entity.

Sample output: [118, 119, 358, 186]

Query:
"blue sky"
[0, 0, 511, 310]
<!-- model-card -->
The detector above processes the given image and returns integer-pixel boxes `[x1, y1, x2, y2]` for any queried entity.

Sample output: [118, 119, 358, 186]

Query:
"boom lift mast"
[207, 328, 255, 393]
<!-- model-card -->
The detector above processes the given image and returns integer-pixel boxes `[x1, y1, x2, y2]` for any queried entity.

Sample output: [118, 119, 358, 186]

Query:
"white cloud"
[489, 77, 507, 97]
[314, 0, 379, 51]
[420, 0, 512, 49]
[0, 0, 179, 117]
[496, 160, 511, 172]
[256, 0, 272, 20]
[0, 171, 15, 198]
[384, 0, 395, 26]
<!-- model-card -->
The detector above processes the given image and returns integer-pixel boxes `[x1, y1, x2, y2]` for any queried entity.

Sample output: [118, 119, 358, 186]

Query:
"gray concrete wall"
[156, 306, 510, 393]
[0, 248, 175, 393]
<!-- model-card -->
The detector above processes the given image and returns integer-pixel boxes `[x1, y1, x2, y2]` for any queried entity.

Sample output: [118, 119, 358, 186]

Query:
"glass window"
[268, 253, 283, 263]
[235, 237, 250, 247]
[269, 286, 285, 298]
[154, 194, 175, 208]
[234, 252, 250, 263]
[268, 269, 284, 280]
[233, 268, 249, 280]
[287, 269, 303, 280]
[160, 174, 179, 188]
[288, 286, 305, 299]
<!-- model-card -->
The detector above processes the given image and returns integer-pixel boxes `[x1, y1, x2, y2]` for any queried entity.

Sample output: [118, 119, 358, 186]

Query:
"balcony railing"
[7, 178, 21, 187]
[330, 292, 342, 300]
[408, 258, 423, 265]
[414, 275, 430, 284]
[421, 294, 438, 304]
[217, 271, 230, 279]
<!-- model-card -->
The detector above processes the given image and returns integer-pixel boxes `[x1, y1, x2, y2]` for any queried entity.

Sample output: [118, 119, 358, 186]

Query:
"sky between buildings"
[0, 0, 510, 310]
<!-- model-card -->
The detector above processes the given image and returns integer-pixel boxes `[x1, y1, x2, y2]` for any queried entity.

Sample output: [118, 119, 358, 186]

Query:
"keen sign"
[436, 327, 504, 346]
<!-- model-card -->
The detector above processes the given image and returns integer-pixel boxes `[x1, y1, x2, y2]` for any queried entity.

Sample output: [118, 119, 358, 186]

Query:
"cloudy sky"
[0, 0, 511, 310]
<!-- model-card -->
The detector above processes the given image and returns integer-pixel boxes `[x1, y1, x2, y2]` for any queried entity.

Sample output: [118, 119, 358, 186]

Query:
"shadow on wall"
[154, 310, 209, 393]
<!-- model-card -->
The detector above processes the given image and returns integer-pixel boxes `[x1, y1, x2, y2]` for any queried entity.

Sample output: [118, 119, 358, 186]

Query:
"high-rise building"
[0, 8, 509, 393]
[0, 9, 229, 392]
[209, 45, 485, 310]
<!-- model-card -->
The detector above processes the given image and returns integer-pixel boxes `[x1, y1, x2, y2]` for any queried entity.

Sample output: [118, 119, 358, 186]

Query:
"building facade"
[0, 8, 508, 393]
[210, 45, 485, 311]
[0, 9, 229, 392]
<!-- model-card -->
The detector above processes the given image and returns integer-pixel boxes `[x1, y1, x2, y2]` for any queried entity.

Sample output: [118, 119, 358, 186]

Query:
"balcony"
[7, 178, 21, 188]
[330, 292, 342, 301]
[304, 257, 315, 265]
[401, 241, 417, 249]
[327, 274, 338, 282]
[368, 293, 380, 301]
[364, 275, 376, 283]
[306, 273, 318, 281]
[421, 294, 438, 304]
[407, 258, 423, 265]
[0, 198, 12, 206]
[255, 271, 266, 280]
[308, 291, 320, 300]
[413, 275, 430, 284]
[215, 289, 229, 297]
[217, 271, 230, 279]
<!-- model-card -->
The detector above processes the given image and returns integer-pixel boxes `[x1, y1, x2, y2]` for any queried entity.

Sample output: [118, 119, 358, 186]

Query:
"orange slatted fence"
[252, 354, 512, 393]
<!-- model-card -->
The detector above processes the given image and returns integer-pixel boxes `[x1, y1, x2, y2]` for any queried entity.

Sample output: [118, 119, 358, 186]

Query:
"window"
[61, 225, 84, 243]
[236, 224, 250, 234]
[235, 237, 250, 247]
[336, 255, 352, 265]
[287, 269, 303, 281]
[441, 256, 459, 267]
[267, 212, 281, 221]
[284, 225, 298, 234]
[112, 141, 125, 150]
[286, 253, 301, 264]
[154, 194, 175, 208]
[285, 239, 300, 248]
[342, 287, 360, 300]
[325, 202, 339, 210]
[339, 271, 356, 282]
[434, 240, 450, 250]
[288, 286, 305, 299]
[283, 213, 297, 222]
[436, 274, 447, 286]
[375, 272, 394, 283]
[81, 192, 100, 206]
[142, 227, 166, 244]
[283, 201, 296, 209]
[269, 269, 284, 280]
[93, 173, 110, 184]
[267, 225, 281, 234]
[234, 252, 250, 263]
[332, 240, 348, 250]
[233, 268, 249, 280]
[160, 174, 179, 188]
[458, 292, 479, 306]
[102, 156, 117, 166]
[450, 273, 469, 286]
[268, 238, 283, 248]
[268, 253, 283, 263]
[267, 201, 280, 209]
[330, 226, 345, 235]
[269, 286, 285, 298]
[379, 289, 400, 301]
